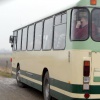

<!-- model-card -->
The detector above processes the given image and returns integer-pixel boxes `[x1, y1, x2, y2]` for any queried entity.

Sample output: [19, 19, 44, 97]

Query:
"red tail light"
[10, 58, 12, 62]
[83, 61, 90, 76]
[84, 93, 90, 99]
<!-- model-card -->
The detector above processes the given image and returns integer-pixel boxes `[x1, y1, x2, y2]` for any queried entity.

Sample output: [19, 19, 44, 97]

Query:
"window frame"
[91, 8, 100, 42]
[17, 29, 22, 51]
[34, 21, 43, 51]
[70, 7, 90, 41]
[53, 11, 67, 50]
[42, 16, 54, 51]
[13, 31, 18, 51]
[27, 24, 35, 51]
[13, 10, 68, 51]
[22, 26, 28, 51]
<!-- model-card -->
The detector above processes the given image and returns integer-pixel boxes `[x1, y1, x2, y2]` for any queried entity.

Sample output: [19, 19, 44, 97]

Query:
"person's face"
[81, 17, 86, 26]
[81, 17, 88, 27]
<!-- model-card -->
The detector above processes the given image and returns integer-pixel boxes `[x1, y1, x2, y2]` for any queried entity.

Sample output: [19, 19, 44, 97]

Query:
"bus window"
[17, 29, 22, 50]
[92, 9, 100, 41]
[22, 27, 27, 50]
[13, 31, 17, 51]
[54, 13, 66, 50]
[34, 21, 43, 50]
[71, 8, 89, 40]
[27, 24, 34, 50]
[43, 17, 53, 50]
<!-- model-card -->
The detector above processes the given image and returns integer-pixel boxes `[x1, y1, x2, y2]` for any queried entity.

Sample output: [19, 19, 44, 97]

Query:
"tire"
[16, 68, 25, 87]
[43, 72, 51, 100]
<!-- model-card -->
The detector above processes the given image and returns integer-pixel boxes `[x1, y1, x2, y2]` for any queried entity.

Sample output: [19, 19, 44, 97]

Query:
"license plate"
[83, 77, 90, 83]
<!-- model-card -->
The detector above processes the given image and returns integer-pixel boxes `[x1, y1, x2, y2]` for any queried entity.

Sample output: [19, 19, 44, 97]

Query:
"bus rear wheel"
[43, 72, 51, 100]
[16, 68, 25, 87]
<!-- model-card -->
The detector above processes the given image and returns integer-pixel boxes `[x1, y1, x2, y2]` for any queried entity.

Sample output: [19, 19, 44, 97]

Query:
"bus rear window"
[71, 8, 89, 41]
[92, 9, 100, 42]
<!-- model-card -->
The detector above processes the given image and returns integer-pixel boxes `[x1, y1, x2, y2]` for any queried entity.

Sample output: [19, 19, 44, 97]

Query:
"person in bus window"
[92, 17, 99, 41]
[74, 16, 88, 40]
[93, 27, 100, 41]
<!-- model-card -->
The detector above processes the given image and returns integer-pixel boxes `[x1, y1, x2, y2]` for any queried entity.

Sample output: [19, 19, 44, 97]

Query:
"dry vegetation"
[0, 71, 12, 77]
[0, 53, 12, 77]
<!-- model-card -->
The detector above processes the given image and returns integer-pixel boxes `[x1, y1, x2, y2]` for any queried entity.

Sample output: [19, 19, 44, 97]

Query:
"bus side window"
[43, 17, 53, 50]
[34, 21, 43, 50]
[54, 12, 67, 50]
[22, 27, 28, 51]
[27, 24, 34, 50]
[92, 9, 100, 41]
[17, 29, 22, 51]
[13, 31, 17, 51]
[71, 8, 89, 40]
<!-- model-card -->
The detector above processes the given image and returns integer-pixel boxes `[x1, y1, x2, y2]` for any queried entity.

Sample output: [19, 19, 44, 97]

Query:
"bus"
[9, 0, 100, 99]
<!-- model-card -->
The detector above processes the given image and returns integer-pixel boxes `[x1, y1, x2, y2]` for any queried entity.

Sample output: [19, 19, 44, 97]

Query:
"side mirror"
[9, 35, 14, 43]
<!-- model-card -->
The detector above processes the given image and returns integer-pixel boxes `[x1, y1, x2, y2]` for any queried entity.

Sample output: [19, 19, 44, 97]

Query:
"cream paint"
[12, 50, 91, 85]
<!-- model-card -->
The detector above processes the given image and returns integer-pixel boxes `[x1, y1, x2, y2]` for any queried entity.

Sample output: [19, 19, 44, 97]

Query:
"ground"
[0, 77, 43, 100]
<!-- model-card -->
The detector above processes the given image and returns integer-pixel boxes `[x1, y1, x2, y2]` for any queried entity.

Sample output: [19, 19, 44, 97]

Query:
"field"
[0, 53, 12, 76]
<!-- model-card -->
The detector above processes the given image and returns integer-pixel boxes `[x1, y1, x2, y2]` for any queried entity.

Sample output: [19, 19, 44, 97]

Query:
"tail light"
[83, 61, 90, 91]
[83, 61, 90, 76]
[84, 93, 90, 99]
[10, 58, 12, 62]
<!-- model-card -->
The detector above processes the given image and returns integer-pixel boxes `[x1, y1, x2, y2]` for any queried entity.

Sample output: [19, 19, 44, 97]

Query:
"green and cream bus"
[9, 0, 100, 99]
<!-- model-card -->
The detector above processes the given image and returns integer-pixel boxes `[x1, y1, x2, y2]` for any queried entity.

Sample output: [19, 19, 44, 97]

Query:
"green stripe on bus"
[50, 78, 84, 94]
[12, 73, 100, 100]
[20, 77, 42, 92]
[12, 67, 42, 81]
[50, 78, 100, 94]
[94, 77, 100, 82]
[21, 70, 42, 81]
[51, 89, 100, 100]
[14, 75, 84, 100]
[12, 67, 100, 94]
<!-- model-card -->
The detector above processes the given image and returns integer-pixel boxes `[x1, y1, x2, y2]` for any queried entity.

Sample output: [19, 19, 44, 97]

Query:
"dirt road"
[0, 77, 43, 100]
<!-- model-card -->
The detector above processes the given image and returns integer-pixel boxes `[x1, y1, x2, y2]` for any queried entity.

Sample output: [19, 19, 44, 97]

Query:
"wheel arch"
[17, 63, 20, 71]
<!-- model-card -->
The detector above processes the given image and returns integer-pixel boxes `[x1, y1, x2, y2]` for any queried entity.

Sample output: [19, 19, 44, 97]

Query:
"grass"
[0, 71, 12, 78]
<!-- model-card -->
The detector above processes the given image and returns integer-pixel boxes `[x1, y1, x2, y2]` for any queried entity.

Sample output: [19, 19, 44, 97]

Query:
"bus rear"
[69, 0, 100, 99]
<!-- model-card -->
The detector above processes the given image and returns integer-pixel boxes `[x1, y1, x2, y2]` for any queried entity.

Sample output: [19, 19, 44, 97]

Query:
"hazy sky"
[0, 0, 79, 51]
